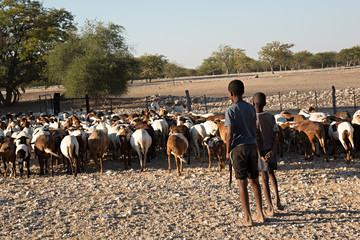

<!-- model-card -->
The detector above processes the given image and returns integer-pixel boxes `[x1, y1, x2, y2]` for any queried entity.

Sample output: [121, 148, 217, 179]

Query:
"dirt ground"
[122, 68, 360, 98]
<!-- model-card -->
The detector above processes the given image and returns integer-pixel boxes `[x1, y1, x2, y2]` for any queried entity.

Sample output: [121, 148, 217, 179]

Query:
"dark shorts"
[230, 144, 259, 180]
[258, 148, 278, 172]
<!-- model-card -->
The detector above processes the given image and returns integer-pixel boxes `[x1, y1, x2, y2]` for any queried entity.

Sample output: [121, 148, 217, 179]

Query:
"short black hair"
[228, 80, 244, 96]
[253, 92, 266, 107]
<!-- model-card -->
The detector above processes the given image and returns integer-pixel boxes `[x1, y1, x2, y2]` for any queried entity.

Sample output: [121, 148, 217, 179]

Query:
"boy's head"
[228, 80, 244, 101]
[252, 92, 266, 109]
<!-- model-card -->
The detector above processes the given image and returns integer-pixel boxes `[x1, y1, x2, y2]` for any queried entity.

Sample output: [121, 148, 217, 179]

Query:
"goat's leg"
[68, 157, 74, 175]
[207, 148, 212, 169]
[12, 160, 16, 178]
[50, 156, 54, 177]
[26, 158, 30, 178]
[187, 146, 191, 165]
[144, 150, 148, 171]
[310, 140, 316, 160]
[38, 158, 44, 175]
[180, 158, 183, 175]
[331, 140, 338, 159]
[100, 154, 104, 174]
[168, 154, 172, 172]
[319, 138, 329, 162]
[176, 156, 181, 176]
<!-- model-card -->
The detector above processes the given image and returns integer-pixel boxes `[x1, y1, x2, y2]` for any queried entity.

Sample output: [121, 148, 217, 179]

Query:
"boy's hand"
[226, 152, 230, 160]
[265, 151, 274, 162]
[260, 156, 266, 162]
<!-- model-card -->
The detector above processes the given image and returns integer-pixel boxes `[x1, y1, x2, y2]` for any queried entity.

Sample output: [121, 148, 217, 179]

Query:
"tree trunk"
[0, 87, 17, 107]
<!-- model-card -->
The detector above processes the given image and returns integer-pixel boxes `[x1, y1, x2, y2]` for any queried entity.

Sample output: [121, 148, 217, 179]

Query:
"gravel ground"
[0, 151, 359, 239]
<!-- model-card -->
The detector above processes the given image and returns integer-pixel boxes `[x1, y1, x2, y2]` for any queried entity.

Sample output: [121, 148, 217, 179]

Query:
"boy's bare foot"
[265, 208, 275, 217]
[234, 219, 253, 227]
[253, 214, 266, 223]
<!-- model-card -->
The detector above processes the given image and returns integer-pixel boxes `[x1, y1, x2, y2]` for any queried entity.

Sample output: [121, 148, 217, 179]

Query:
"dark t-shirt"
[225, 101, 257, 148]
[256, 112, 279, 151]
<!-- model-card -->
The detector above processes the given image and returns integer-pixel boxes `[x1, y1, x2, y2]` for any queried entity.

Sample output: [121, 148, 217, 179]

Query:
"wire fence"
[36, 86, 359, 116]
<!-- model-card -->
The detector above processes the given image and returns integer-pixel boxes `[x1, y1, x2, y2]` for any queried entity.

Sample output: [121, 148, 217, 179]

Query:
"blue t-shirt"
[225, 101, 257, 148]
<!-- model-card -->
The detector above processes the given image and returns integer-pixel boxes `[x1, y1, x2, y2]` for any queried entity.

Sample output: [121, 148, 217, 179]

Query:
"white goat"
[151, 119, 169, 149]
[189, 124, 207, 160]
[60, 135, 79, 176]
[130, 129, 152, 172]
[328, 121, 355, 161]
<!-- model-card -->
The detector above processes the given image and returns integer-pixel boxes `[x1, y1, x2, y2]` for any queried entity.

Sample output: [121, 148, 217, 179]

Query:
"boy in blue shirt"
[225, 80, 265, 227]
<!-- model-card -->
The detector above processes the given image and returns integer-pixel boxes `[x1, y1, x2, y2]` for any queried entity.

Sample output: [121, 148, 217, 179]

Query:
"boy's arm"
[255, 123, 265, 161]
[226, 126, 233, 159]
[265, 129, 280, 161]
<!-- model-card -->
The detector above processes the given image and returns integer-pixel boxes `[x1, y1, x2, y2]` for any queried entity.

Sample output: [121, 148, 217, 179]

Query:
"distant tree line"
[1, 0, 360, 104]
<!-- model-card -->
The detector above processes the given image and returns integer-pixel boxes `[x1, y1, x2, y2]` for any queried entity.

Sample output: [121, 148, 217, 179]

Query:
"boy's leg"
[260, 171, 274, 216]
[237, 178, 253, 226]
[249, 178, 266, 223]
[268, 170, 284, 210]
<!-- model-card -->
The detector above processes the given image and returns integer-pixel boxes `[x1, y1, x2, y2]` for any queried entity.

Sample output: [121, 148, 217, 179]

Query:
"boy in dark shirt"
[225, 80, 265, 227]
[253, 92, 284, 216]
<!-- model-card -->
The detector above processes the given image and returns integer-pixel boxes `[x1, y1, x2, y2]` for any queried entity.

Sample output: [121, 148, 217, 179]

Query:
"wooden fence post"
[354, 88, 357, 112]
[145, 96, 149, 110]
[39, 96, 42, 113]
[332, 86, 336, 115]
[85, 94, 90, 113]
[185, 90, 192, 112]
[204, 95, 208, 113]
[278, 92, 282, 111]
[296, 90, 299, 110]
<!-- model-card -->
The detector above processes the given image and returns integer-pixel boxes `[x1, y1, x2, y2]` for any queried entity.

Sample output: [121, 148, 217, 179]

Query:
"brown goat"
[293, 120, 329, 162]
[203, 136, 226, 172]
[118, 128, 133, 169]
[167, 133, 189, 176]
[34, 134, 60, 176]
[0, 138, 16, 177]
[169, 125, 191, 164]
[88, 130, 110, 173]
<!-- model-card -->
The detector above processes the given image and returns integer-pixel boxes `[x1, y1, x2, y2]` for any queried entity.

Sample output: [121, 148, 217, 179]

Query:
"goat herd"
[0, 104, 359, 179]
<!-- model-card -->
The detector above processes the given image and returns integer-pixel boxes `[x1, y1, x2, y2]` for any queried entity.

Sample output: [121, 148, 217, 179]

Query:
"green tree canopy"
[197, 56, 223, 75]
[258, 41, 294, 73]
[212, 45, 244, 74]
[46, 21, 132, 97]
[292, 51, 313, 69]
[0, 0, 75, 106]
[163, 62, 187, 85]
[310, 51, 337, 68]
[138, 54, 168, 83]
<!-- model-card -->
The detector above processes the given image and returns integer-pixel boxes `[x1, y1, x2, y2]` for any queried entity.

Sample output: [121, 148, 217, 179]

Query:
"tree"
[258, 41, 294, 73]
[197, 56, 223, 75]
[138, 54, 168, 83]
[212, 45, 244, 74]
[0, 0, 75, 106]
[163, 62, 187, 85]
[292, 51, 313, 69]
[233, 52, 255, 74]
[310, 51, 337, 68]
[46, 21, 131, 97]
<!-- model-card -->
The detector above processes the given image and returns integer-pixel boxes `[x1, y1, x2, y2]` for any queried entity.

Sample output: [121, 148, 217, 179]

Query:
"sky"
[43, 0, 360, 69]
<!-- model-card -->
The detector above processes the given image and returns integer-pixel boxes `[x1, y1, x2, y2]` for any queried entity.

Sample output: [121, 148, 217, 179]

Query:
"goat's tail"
[179, 155, 188, 164]
[347, 129, 355, 149]
[44, 148, 60, 158]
